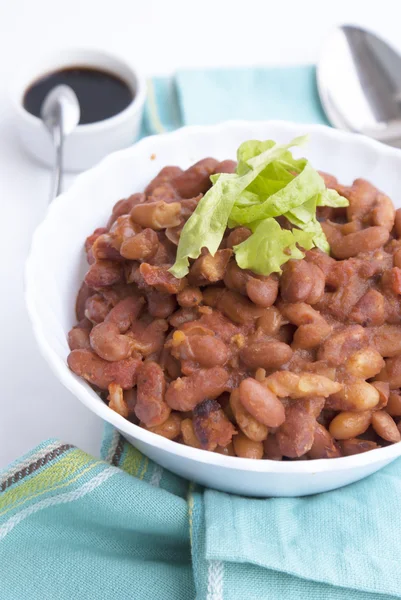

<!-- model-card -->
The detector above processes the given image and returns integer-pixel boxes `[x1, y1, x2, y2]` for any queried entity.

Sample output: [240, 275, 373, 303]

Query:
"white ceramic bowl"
[26, 120, 401, 497]
[11, 48, 146, 171]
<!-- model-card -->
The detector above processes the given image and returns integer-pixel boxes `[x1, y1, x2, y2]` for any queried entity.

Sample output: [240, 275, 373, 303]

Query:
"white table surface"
[1, 0, 400, 468]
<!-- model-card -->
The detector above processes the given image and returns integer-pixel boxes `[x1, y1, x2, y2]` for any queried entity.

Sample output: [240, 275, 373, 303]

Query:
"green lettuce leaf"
[170, 134, 350, 278]
[317, 188, 349, 207]
[233, 218, 312, 276]
[169, 136, 308, 278]
[228, 161, 326, 226]
[285, 197, 329, 253]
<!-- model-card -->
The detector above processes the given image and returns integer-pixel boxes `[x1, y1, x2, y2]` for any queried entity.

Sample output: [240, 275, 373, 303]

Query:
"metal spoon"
[317, 25, 401, 146]
[41, 85, 80, 201]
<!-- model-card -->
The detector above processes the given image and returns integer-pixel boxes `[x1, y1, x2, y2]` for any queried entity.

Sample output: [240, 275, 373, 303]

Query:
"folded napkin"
[2, 66, 399, 599]
[143, 65, 329, 134]
[1, 425, 401, 600]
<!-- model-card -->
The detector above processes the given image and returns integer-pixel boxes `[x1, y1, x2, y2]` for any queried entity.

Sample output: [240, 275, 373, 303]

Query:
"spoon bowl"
[41, 84, 80, 140]
[317, 25, 401, 145]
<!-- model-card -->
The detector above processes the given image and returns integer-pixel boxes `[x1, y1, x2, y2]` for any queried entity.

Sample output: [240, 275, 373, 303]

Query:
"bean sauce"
[23, 67, 134, 124]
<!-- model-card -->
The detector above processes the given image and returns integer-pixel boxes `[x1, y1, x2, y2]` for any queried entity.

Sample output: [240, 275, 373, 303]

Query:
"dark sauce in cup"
[23, 67, 134, 124]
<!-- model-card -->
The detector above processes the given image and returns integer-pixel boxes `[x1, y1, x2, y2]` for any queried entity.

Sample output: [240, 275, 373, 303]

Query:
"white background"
[1, 0, 400, 467]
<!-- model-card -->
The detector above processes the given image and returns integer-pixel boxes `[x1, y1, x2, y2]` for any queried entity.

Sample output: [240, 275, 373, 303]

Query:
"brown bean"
[279, 302, 332, 347]
[233, 432, 263, 459]
[165, 367, 229, 411]
[327, 381, 380, 412]
[139, 263, 187, 294]
[159, 348, 181, 380]
[145, 166, 184, 196]
[90, 322, 133, 361]
[188, 249, 232, 286]
[193, 399, 236, 451]
[146, 290, 177, 318]
[135, 361, 170, 427]
[371, 194, 395, 231]
[240, 341, 292, 370]
[91, 233, 124, 262]
[68, 320, 92, 351]
[292, 321, 332, 350]
[344, 348, 385, 379]
[148, 183, 180, 203]
[215, 442, 235, 456]
[67, 349, 141, 390]
[276, 404, 316, 458]
[89, 296, 145, 361]
[331, 227, 389, 259]
[372, 325, 401, 357]
[172, 158, 219, 198]
[76, 283, 92, 321]
[239, 378, 285, 427]
[147, 236, 177, 266]
[303, 362, 337, 381]
[317, 325, 368, 366]
[349, 289, 385, 326]
[372, 381, 390, 410]
[329, 411, 372, 440]
[306, 264, 326, 304]
[393, 247, 401, 270]
[345, 178, 378, 221]
[376, 356, 401, 388]
[226, 227, 252, 249]
[171, 333, 229, 368]
[263, 435, 283, 460]
[245, 275, 279, 307]
[130, 318, 168, 357]
[300, 396, 326, 417]
[394, 208, 401, 238]
[339, 438, 379, 456]
[203, 288, 264, 324]
[120, 228, 159, 260]
[131, 201, 181, 229]
[177, 287, 202, 308]
[106, 296, 145, 330]
[109, 214, 141, 246]
[386, 392, 401, 416]
[223, 260, 248, 294]
[107, 383, 130, 418]
[371, 411, 401, 442]
[264, 371, 342, 398]
[181, 418, 202, 449]
[230, 389, 268, 442]
[280, 260, 314, 303]
[308, 423, 341, 459]
[85, 260, 123, 288]
[256, 307, 282, 336]
[305, 247, 336, 277]
[107, 194, 145, 228]
[84, 294, 112, 324]
[144, 412, 182, 440]
[169, 307, 199, 328]
[214, 159, 237, 174]
[85, 227, 108, 253]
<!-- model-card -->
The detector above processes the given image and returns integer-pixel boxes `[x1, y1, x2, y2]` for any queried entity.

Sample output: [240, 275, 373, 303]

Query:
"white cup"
[11, 48, 146, 171]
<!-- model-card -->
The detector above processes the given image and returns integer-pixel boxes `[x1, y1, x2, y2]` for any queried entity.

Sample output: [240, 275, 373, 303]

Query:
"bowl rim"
[25, 119, 401, 474]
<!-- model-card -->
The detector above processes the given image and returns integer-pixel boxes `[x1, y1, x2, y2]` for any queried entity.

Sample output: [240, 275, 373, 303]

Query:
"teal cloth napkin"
[2, 67, 398, 599]
[1, 426, 401, 600]
[142, 65, 328, 134]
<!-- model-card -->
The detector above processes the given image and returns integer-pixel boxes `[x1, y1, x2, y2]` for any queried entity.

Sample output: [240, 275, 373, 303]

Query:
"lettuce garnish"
[169, 136, 348, 277]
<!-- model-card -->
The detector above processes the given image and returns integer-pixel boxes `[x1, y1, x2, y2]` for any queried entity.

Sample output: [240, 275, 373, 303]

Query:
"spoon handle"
[49, 124, 64, 202]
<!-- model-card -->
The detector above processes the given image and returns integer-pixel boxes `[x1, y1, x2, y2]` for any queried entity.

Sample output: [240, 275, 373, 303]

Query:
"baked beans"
[68, 163, 401, 459]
